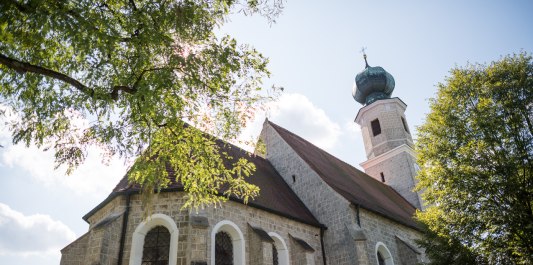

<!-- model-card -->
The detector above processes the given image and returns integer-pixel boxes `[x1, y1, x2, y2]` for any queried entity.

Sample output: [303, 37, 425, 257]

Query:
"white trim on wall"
[268, 232, 290, 265]
[129, 213, 179, 265]
[375, 242, 394, 265]
[211, 220, 245, 265]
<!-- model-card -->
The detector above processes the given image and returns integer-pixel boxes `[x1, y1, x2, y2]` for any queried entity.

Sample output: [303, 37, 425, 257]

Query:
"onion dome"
[352, 53, 395, 105]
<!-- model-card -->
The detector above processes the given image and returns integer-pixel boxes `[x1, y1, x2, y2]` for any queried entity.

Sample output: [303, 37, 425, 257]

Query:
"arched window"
[377, 251, 386, 265]
[129, 214, 178, 265]
[142, 226, 170, 264]
[215, 231, 233, 265]
[375, 242, 394, 265]
[268, 232, 289, 265]
[211, 220, 245, 265]
[272, 244, 278, 265]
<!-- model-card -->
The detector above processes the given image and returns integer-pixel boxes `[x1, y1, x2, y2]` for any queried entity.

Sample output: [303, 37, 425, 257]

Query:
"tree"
[416, 52, 533, 264]
[0, 0, 283, 209]
[415, 220, 484, 265]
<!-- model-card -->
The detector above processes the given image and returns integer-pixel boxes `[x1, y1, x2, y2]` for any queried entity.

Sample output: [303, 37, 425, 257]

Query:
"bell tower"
[353, 52, 423, 209]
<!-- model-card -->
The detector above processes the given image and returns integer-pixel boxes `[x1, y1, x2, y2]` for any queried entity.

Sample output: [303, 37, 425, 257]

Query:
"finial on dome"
[360, 47, 369, 68]
[352, 49, 395, 105]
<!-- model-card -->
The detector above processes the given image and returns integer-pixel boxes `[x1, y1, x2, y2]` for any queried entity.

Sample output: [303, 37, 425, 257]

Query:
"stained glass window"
[142, 226, 170, 265]
[215, 231, 233, 265]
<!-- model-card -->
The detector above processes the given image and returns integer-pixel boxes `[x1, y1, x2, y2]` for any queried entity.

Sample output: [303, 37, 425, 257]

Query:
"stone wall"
[260, 121, 427, 265]
[359, 208, 425, 265]
[60, 232, 89, 265]
[205, 195, 322, 265]
[86, 196, 126, 229]
[62, 191, 322, 265]
[261, 122, 358, 265]
[362, 148, 422, 209]
[61, 209, 124, 265]
[355, 98, 414, 159]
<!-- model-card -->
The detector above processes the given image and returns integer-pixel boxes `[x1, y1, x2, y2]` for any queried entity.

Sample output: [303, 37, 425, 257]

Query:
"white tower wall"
[355, 98, 423, 209]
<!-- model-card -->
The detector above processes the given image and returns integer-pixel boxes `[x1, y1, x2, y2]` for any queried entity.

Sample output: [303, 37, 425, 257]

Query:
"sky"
[1, 1, 533, 264]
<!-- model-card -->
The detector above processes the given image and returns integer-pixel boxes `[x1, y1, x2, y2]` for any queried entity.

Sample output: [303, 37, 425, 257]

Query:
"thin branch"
[129, 0, 138, 11]
[7, 0, 30, 12]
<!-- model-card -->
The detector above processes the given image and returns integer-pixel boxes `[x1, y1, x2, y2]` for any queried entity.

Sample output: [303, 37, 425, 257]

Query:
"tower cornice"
[354, 97, 407, 124]
[359, 144, 415, 170]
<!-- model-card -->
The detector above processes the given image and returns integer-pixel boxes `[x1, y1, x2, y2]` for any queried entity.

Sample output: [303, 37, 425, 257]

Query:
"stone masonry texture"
[261, 121, 425, 265]
[61, 191, 322, 265]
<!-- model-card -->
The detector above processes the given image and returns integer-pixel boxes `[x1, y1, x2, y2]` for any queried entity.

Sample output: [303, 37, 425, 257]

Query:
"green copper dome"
[352, 61, 395, 105]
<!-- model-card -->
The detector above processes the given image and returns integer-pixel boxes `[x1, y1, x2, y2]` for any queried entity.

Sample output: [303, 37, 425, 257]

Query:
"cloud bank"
[0, 203, 76, 256]
[269, 93, 342, 150]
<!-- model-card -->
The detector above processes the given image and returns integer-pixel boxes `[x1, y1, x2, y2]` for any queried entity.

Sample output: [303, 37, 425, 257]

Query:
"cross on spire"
[360, 47, 369, 68]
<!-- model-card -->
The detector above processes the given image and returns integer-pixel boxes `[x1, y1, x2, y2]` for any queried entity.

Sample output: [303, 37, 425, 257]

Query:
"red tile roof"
[268, 121, 419, 230]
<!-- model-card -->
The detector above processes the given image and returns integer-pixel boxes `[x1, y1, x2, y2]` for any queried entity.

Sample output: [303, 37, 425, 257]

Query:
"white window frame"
[375, 242, 394, 265]
[129, 213, 179, 265]
[211, 220, 245, 265]
[268, 232, 290, 265]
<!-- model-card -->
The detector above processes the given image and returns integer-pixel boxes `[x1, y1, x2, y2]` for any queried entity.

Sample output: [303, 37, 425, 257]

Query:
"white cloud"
[0, 203, 76, 256]
[1, 144, 128, 198]
[0, 105, 129, 197]
[343, 119, 361, 134]
[237, 92, 342, 151]
[268, 93, 342, 150]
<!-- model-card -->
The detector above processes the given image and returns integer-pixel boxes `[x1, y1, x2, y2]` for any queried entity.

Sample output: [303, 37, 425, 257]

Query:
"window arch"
[129, 213, 178, 265]
[268, 232, 289, 265]
[211, 220, 245, 265]
[142, 226, 170, 264]
[375, 242, 394, 265]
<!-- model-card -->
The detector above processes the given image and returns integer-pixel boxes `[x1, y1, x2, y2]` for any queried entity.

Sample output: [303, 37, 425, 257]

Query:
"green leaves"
[416, 52, 533, 264]
[0, 0, 282, 210]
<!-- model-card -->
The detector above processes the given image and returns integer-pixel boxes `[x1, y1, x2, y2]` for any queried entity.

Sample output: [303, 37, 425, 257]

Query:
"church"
[60, 57, 427, 265]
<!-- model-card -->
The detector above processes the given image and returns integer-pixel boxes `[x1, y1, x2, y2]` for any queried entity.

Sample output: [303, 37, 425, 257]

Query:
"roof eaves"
[83, 187, 325, 229]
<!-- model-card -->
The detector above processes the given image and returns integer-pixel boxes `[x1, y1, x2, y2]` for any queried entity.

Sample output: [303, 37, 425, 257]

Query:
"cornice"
[360, 144, 415, 169]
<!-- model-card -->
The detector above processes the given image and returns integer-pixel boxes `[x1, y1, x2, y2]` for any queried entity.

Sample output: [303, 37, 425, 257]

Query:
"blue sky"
[1, 1, 532, 264]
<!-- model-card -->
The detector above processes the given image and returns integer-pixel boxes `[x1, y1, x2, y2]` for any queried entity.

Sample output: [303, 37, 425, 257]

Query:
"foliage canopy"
[416, 53, 533, 264]
[0, 0, 283, 209]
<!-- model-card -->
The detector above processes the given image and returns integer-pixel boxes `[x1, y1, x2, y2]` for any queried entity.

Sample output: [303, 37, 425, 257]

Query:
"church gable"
[258, 119, 425, 264]
[265, 120, 418, 230]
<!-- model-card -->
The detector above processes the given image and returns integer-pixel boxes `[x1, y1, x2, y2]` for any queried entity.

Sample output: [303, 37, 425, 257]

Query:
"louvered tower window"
[215, 231, 233, 265]
[272, 244, 279, 265]
[371, 119, 381, 136]
[142, 226, 170, 265]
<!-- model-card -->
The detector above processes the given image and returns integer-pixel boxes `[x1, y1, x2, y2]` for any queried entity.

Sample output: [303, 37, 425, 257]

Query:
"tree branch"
[0, 53, 141, 100]
[7, 0, 31, 13]
[0, 53, 95, 97]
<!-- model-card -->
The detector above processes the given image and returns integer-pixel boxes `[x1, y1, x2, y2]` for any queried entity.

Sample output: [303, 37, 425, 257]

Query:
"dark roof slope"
[86, 139, 322, 228]
[268, 121, 419, 229]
